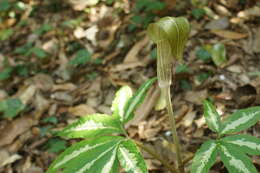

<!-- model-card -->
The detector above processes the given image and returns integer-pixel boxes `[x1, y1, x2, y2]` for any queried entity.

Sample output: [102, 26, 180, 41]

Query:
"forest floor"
[0, 0, 260, 172]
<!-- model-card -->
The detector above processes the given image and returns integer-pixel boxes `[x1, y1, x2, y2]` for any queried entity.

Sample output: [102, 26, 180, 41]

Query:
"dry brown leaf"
[124, 36, 149, 63]
[26, 74, 54, 91]
[211, 29, 248, 39]
[17, 85, 37, 105]
[68, 104, 96, 116]
[0, 116, 35, 147]
[184, 90, 208, 105]
[181, 110, 196, 127]
[111, 61, 148, 72]
[52, 83, 77, 91]
[0, 154, 22, 167]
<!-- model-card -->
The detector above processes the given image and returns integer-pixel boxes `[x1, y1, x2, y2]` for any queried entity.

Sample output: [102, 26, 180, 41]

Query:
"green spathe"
[147, 16, 190, 60]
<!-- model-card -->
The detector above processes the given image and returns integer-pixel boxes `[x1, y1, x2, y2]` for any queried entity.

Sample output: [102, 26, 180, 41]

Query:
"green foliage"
[31, 47, 48, 59]
[191, 140, 218, 173]
[211, 43, 227, 67]
[34, 23, 53, 35]
[0, 0, 11, 12]
[179, 79, 192, 90]
[0, 98, 25, 118]
[221, 134, 260, 155]
[203, 100, 221, 133]
[47, 78, 156, 173]
[191, 8, 206, 19]
[43, 116, 58, 124]
[112, 86, 133, 121]
[0, 28, 14, 40]
[123, 78, 157, 123]
[134, 0, 165, 13]
[196, 47, 211, 62]
[220, 107, 260, 135]
[149, 47, 157, 59]
[219, 142, 257, 173]
[0, 67, 13, 80]
[69, 49, 91, 66]
[44, 138, 67, 153]
[58, 114, 125, 139]
[196, 72, 211, 83]
[128, 0, 165, 31]
[176, 64, 190, 74]
[191, 100, 260, 173]
[117, 139, 148, 172]
[14, 42, 48, 59]
[196, 43, 227, 67]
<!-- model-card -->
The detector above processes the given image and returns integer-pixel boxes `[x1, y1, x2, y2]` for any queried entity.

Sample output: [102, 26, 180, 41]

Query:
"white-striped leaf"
[220, 107, 260, 135]
[191, 140, 218, 173]
[112, 86, 133, 122]
[203, 100, 221, 133]
[219, 142, 258, 173]
[47, 136, 123, 173]
[123, 78, 157, 123]
[58, 114, 124, 139]
[221, 134, 260, 155]
[117, 139, 148, 173]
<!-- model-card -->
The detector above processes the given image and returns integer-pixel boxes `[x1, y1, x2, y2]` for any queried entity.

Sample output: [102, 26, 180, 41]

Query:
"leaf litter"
[0, 0, 260, 172]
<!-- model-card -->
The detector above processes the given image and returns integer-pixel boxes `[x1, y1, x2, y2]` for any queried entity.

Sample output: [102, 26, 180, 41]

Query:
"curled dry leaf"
[0, 153, 22, 167]
[211, 30, 248, 40]
[124, 36, 149, 63]
[0, 116, 35, 147]
[68, 104, 96, 116]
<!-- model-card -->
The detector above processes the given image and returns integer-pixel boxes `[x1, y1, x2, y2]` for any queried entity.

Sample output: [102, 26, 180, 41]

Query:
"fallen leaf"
[17, 85, 37, 105]
[182, 110, 196, 127]
[184, 90, 208, 105]
[68, 104, 96, 116]
[237, 5, 260, 20]
[0, 154, 22, 167]
[211, 30, 248, 39]
[205, 17, 229, 30]
[124, 36, 149, 63]
[0, 116, 35, 147]
[52, 83, 77, 91]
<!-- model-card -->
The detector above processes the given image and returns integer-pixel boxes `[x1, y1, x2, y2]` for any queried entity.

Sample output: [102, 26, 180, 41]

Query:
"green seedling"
[191, 100, 260, 173]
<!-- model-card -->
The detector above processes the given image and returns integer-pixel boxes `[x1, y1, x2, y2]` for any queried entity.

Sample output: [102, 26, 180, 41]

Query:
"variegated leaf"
[46, 136, 123, 173]
[220, 107, 260, 135]
[221, 134, 260, 155]
[117, 139, 148, 173]
[191, 140, 218, 173]
[123, 78, 156, 123]
[58, 114, 124, 139]
[219, 142, 258, 173]
[111, 86, 133, 122]
[203, 100, 221, 133]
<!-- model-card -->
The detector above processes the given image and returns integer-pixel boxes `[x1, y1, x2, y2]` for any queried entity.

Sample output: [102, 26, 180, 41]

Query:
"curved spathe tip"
[147, 16, 190, 60]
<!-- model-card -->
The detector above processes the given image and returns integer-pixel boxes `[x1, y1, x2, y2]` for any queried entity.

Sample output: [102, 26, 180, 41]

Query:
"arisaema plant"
[147, 16, 190, 173]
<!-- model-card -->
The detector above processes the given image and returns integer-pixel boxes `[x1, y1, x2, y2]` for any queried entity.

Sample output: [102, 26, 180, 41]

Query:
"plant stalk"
[162, 86, 185, 173]
[135, 140, 178, 173]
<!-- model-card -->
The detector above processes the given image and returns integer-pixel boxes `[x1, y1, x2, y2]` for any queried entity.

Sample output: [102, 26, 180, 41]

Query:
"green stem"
[162, 86, 185, 173]
[135, 140, 178, 173]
